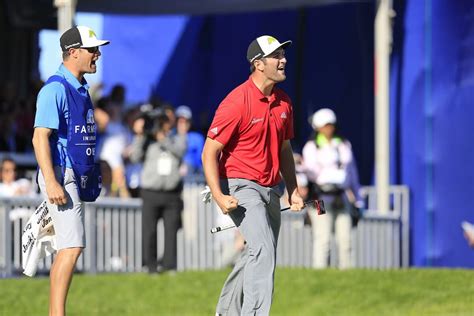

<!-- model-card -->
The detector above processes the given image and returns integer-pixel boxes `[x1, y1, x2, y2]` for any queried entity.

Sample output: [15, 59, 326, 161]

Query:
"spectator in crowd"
[93, 97, 113, 196]
[108, 84, 126, 108]
[95, 86, 131, 198]
[302, 108, 362, 269]
[32, 25, 109, 316]
[175, 105, 205, 176]
[122, 106, 145, 198]
[129, 108, 187, 274]
[0, 157, 35, 197]
[162, 103, 177, 130]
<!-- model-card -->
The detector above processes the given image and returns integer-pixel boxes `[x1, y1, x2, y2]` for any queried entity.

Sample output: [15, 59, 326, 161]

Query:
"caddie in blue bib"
[44, 75, 102, 202]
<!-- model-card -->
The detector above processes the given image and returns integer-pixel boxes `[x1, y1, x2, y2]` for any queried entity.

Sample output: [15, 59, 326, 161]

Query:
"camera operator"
[129, 107, 187, 274]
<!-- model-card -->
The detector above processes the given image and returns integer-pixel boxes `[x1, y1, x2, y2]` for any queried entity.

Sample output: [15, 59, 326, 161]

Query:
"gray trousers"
[216, 179, 283, 316]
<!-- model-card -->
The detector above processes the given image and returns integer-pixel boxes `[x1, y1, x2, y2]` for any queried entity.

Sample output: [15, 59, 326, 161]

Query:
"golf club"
[210, 199, 326, 234]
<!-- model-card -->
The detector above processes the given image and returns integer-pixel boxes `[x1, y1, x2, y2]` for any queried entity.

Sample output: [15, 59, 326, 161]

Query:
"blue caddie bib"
[45, 75, 102, 202]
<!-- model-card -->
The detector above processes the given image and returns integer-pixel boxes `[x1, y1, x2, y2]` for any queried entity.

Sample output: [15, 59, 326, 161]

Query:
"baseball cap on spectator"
[311, 108, 337, 130]
[60, 26, 110, 52]
[175, 105, 192, 120]
[247, 35, 292, 63]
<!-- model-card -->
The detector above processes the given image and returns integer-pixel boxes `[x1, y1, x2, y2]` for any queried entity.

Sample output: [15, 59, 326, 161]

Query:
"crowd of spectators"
[0, 80, 206, 198]
[94, 85, 207, 198]
[0, 80, 43, 153]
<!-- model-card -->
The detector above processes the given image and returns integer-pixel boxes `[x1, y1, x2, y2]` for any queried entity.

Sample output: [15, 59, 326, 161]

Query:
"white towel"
[21, 200, 57, 277]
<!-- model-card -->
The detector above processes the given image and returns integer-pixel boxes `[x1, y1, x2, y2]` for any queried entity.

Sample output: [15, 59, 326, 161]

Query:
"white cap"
[311, 108, 337, 129]
[247, 35, 292, 63]
[175, 105, 192, 120]
[60, 26, 110, 51]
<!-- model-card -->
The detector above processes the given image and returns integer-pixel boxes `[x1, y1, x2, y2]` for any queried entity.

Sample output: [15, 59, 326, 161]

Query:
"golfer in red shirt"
[202, 35, 304, 316]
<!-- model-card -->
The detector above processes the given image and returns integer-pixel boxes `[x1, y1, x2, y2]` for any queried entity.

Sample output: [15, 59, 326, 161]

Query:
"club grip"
[282, 199, 325, 215]
[210, 227, 221, 234]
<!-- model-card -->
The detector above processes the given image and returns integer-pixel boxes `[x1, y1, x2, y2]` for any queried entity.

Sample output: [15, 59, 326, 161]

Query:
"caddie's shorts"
[37, 167, 85, 250]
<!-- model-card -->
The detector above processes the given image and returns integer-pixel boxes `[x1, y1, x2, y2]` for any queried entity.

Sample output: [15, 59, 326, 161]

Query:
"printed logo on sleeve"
[210, 127, 218, 135]
[280, 112, 287, 119]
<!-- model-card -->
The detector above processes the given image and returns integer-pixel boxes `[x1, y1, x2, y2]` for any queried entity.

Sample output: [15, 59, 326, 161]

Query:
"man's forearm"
[202, 138, 239, 214]
[202, 138, 226, 200]
[202, 149, 223, 200]
[279, 141, 298, 194]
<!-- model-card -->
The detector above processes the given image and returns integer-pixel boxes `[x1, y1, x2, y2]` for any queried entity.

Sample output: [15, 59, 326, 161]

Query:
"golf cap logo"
[89, 30, 96, 38]
[257, 36, 284, 56]
[267, 36, 276, 45]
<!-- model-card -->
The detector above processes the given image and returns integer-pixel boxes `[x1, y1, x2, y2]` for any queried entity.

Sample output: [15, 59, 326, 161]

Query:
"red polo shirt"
[207, 76, 294, 186]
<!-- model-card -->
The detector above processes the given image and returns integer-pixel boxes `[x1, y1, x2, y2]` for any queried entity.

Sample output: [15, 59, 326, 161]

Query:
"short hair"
[249, 58, 267, 73]
[62, 50, 71, 60]
[250, 63, 256, 73]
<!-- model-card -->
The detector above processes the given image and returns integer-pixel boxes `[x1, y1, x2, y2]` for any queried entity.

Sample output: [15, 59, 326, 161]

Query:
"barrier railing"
[0, 184, 409, 276]
[359, 185, 410, 268]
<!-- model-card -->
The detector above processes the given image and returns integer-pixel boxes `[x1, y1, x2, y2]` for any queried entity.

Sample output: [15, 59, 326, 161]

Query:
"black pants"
[141, 189, 183, 271]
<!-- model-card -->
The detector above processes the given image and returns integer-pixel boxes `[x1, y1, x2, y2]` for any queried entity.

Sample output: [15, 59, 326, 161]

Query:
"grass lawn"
[1, 268, 473, 315]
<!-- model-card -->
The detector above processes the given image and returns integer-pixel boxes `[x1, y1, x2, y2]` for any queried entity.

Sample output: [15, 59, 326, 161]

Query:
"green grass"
[1, 268, 473, 315]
